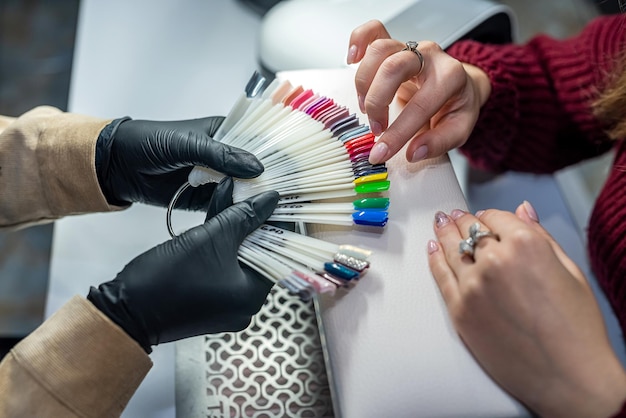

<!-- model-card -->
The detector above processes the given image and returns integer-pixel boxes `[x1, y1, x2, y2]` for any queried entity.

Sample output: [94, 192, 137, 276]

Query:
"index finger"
[356, 39, 421, 137]
[370, 45, 468, 164]
[347, 20, 392, 64]
[428, 239, 462, 311]
[478, 209, 536, 238]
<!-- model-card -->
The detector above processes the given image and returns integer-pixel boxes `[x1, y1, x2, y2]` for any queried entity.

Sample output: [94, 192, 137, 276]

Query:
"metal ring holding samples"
[166, 181, 192, 238]
[458, 222, 499, 259]
[402, 41, 425, 76]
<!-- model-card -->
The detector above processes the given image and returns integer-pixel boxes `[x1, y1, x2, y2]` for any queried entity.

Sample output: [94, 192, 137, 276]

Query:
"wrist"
[95, 117, 132, 206]
[576, 360, 626, 418]
[87, 283, 152, 353]
[533, 355, 626, 418]
[463, 63, 491, 107]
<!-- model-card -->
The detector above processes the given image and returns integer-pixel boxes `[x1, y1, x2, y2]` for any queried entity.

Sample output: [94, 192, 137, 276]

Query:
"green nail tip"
[353, 197, 390, 209]
[355, 180, 391, 194]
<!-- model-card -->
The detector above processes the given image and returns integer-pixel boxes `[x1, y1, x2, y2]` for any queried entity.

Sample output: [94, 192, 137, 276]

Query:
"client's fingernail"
[358, 95, 365, 113]
[410, 145, 428, 162]
[475, 210, 485, 218]
[523, 200, 539, 222]
[369, 141, 388, 164]
[347, 45, 358, 64]
[427, 240, 439, 254]
[435, 211, 450, 228]
[450, 209, 465, 220]
[370, 120, 382, 136]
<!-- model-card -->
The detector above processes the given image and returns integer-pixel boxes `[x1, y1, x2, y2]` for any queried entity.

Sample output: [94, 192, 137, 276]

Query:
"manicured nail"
[369, 141, 388, 164]
[358, 95, 365, 113]
[475, 210, 485, 218]
[523, 200, 539, 222]
[427, 240, 439, 254]
[370, 120, 382, 136]
[435, 211, 450, 228]
[410, 145, 428, 163]
[450, 209, 465, 220]
[347, 44, 358, 64]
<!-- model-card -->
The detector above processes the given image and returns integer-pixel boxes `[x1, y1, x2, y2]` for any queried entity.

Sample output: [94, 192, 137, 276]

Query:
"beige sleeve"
[0, 115, 16, 134]
[0, 106, 125, 228]
[0, 296, 152, 418]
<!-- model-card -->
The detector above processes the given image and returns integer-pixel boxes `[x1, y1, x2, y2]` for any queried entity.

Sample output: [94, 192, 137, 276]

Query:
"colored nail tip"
[355, 167, 388, 175]
[293, 271, 337, 295]
[354, 169, 384, 177]
[286, 273, 313, 289]
[350, 151, 372, 162]
[352, 163, 387, 173]
[341, 128, 371, 143]
[310, 100, 334, 119]
[330, 114, 357, 132]
[345, 135, 375, 149]
[324, 262, 360, 281]
[347, 145, 374, 156]
[353, 219, 388, 227]
[280, 278, 313, 300]
[352, 210, 389, 227]
[334, 122, 360, 136]
[345, 130, 374, 139]
[348, 144, 374, 156]
[338, 244, 372, 260]
[353, 173, 389, 185]
[290, 89, 315, 109]
[352, 160, 383, 169]
[334, 253, 370, 272]
[320, 272, 352, 288]
[353, 197, 390, 209]
[355, 180, 391, 193]
[353, 208, 388, 213]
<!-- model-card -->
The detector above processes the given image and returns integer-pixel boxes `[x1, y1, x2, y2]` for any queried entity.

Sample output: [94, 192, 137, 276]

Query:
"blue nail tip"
[352, 210, 389, 227]
[324, 262, 360, 280]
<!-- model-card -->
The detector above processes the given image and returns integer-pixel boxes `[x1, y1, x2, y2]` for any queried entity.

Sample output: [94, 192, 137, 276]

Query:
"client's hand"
[87, 177, 279, 353]
[347, 20, 491, 165]
[427, 203, 626, 417]
[96, 116, 264, 208]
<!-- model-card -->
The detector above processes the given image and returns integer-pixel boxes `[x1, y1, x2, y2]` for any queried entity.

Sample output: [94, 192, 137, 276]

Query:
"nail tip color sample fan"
[185, 72, 390, 299]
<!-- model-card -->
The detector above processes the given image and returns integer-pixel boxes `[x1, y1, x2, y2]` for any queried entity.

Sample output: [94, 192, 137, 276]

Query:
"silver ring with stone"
[402, 41, 425, 76]
[459, 222, 499, 258]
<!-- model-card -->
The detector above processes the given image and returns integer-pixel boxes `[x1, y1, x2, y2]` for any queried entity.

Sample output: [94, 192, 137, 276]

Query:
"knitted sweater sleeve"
[613, 401, 626, 418]
[446, 14, 626, 173]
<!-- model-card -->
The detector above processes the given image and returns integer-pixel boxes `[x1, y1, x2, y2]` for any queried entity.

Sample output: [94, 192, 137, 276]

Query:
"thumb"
[197, 116, 225, 137]
[163, 116, 225, 136]
[185, 134, 264, 179]
[205, 176, 234, 222]
[514, 200, 540, 225]
[203, 190, 280, 251]
[514, 201, 556, 244]
[515, 201, 587, 282]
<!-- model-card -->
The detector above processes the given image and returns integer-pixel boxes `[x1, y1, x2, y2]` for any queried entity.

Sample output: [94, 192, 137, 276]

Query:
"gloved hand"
[87, 177, 279, 353]
[95, 116, 264, 209]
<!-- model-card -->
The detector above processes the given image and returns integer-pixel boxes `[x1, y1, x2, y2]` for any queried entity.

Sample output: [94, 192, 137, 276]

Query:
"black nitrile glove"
[95, 116, 264, 209]
[87, 178, 279, 353]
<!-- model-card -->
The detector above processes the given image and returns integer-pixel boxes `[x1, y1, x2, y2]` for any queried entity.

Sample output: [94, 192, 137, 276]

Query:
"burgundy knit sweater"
[447, 14, 626, 417]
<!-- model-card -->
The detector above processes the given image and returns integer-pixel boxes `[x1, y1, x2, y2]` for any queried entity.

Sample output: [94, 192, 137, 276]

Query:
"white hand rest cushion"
[278, 68, 530, 418]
